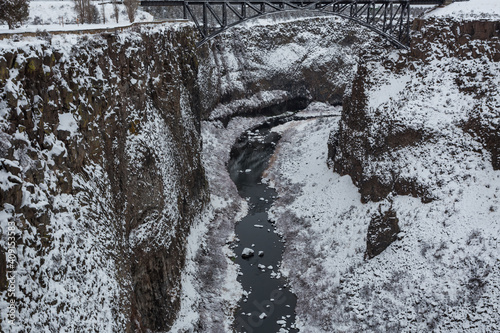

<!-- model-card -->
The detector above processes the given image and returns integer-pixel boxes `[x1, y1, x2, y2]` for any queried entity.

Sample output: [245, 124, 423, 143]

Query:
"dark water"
[228, 124, 298, 333]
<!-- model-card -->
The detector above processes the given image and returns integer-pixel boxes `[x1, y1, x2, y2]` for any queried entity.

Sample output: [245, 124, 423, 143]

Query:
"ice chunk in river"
[241, 248, 254, 258]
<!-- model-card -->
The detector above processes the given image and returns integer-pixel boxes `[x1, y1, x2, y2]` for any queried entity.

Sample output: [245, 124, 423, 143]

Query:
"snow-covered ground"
[0, 1, 154, 34]
[429, 0, 500, 21]
[266, 95, 500, 331]
[260, 3, 500, 328]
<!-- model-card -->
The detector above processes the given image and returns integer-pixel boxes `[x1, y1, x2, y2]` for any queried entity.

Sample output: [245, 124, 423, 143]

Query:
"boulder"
[241, 248, 255, 259]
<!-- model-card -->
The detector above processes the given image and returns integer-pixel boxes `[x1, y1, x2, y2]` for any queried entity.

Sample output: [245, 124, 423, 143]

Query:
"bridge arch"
[141, 0, 444, 48]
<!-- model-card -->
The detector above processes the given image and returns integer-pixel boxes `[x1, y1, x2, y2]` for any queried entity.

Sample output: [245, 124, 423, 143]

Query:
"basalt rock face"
[0, 26, 208, 332]
[411, 18, 500, 171]
[197, 16, 371, 121]
[330, 52, 434, 204]
[330, 17, 500, 204]
[365, 206, 400, 260]
[411, 18, 500, 62]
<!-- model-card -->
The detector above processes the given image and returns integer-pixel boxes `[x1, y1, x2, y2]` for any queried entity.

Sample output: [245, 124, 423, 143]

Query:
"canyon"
[0, 7, 499, 333]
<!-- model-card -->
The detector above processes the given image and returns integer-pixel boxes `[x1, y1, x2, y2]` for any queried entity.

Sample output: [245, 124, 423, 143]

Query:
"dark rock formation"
[197, 17, 369, 121]
[365, 206, 400, 259]
[0, 26, 208, 332]
[411, 18, 500, 62]
[462, 115, 500, 171]
[330, 17, 500, 202]
[330, 56, 433, 203]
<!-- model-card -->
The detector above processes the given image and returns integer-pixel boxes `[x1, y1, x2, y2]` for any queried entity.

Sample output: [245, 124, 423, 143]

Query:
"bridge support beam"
[140, 0, 445, 48]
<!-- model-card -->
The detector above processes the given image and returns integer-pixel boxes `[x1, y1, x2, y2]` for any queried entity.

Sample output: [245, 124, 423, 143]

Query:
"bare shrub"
[124, 0, 139, 22]
[0, 0, 30, 29]
[73, 0, 100, 24]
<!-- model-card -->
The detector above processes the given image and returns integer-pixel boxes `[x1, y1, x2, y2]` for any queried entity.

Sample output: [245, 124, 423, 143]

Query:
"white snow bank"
[429, 0, 500, 20]
[170, 117, 264, 332]
[58, 112, 79, 136]
[0, 1, 155, 33]
[267, 106, 500, 332]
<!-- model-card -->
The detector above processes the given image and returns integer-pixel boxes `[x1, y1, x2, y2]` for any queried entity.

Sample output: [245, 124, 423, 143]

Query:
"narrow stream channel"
[228, 121, 298, 333]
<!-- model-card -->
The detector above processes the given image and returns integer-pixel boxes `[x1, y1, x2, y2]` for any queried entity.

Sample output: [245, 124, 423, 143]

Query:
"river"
[228, 121, 298, 333]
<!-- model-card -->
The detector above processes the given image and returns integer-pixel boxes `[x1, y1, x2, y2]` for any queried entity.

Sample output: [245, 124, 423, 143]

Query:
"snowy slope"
[267, 97, 500, 332]
[0, 1, 154, 33]
[0, 23, 207, 332]
[169, 117, 264, 332]
[264, 11, 500, 333]
[430, 0, 500, 20]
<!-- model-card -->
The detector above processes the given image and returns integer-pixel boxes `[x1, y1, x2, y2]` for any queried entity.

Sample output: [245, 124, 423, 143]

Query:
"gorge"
[1, 4, 499, 332]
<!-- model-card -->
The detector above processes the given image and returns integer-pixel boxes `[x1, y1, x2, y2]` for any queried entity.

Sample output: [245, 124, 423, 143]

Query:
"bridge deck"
[142, 0, 444, 6]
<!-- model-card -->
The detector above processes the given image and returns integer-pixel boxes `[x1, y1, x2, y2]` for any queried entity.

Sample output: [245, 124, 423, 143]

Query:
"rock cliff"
[197, 16, 370, 122]
[331, 18, 500, 203]
[0, 25, 208, 332]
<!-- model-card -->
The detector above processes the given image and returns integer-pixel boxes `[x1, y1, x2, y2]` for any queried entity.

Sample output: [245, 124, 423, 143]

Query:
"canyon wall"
[321, 16, 500, 331]
[0, 16, 369, 332]
[197, 16, 372, 121]
[0, 25, 208, 332]
[331, 18, 500, 203]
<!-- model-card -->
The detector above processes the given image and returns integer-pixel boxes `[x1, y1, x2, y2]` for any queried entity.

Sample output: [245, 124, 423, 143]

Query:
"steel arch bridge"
[140, 0, 445, 48]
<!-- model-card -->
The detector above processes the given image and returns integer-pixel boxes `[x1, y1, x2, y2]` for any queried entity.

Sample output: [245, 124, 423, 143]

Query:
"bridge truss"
[141, 0, 444, 48]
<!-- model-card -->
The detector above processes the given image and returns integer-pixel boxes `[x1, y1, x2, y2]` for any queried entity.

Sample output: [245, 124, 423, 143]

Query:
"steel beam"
[141, 0, 443, 5]
[139, 0, 445, 48]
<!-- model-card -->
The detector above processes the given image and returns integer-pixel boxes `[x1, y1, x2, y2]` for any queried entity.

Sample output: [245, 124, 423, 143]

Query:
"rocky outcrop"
[330, 16, 500, 203]
[411, 18, 500, 62]
[462, 115, 500, 171]
[330, 54, 434, 203]
[364, 206, 400, 260]
[409, 18, 500, 171]
[0, 26, 208, 332]
[197, 16, 369, 121]
[411, 18, 500, 171]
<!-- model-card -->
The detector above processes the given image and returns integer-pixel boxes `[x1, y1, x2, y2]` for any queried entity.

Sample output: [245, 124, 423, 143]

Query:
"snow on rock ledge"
[0, 25, 208, 332]
[197, 16, 375, 121]
[320, 14, 500, 332]
[333, 15, 500, 203]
